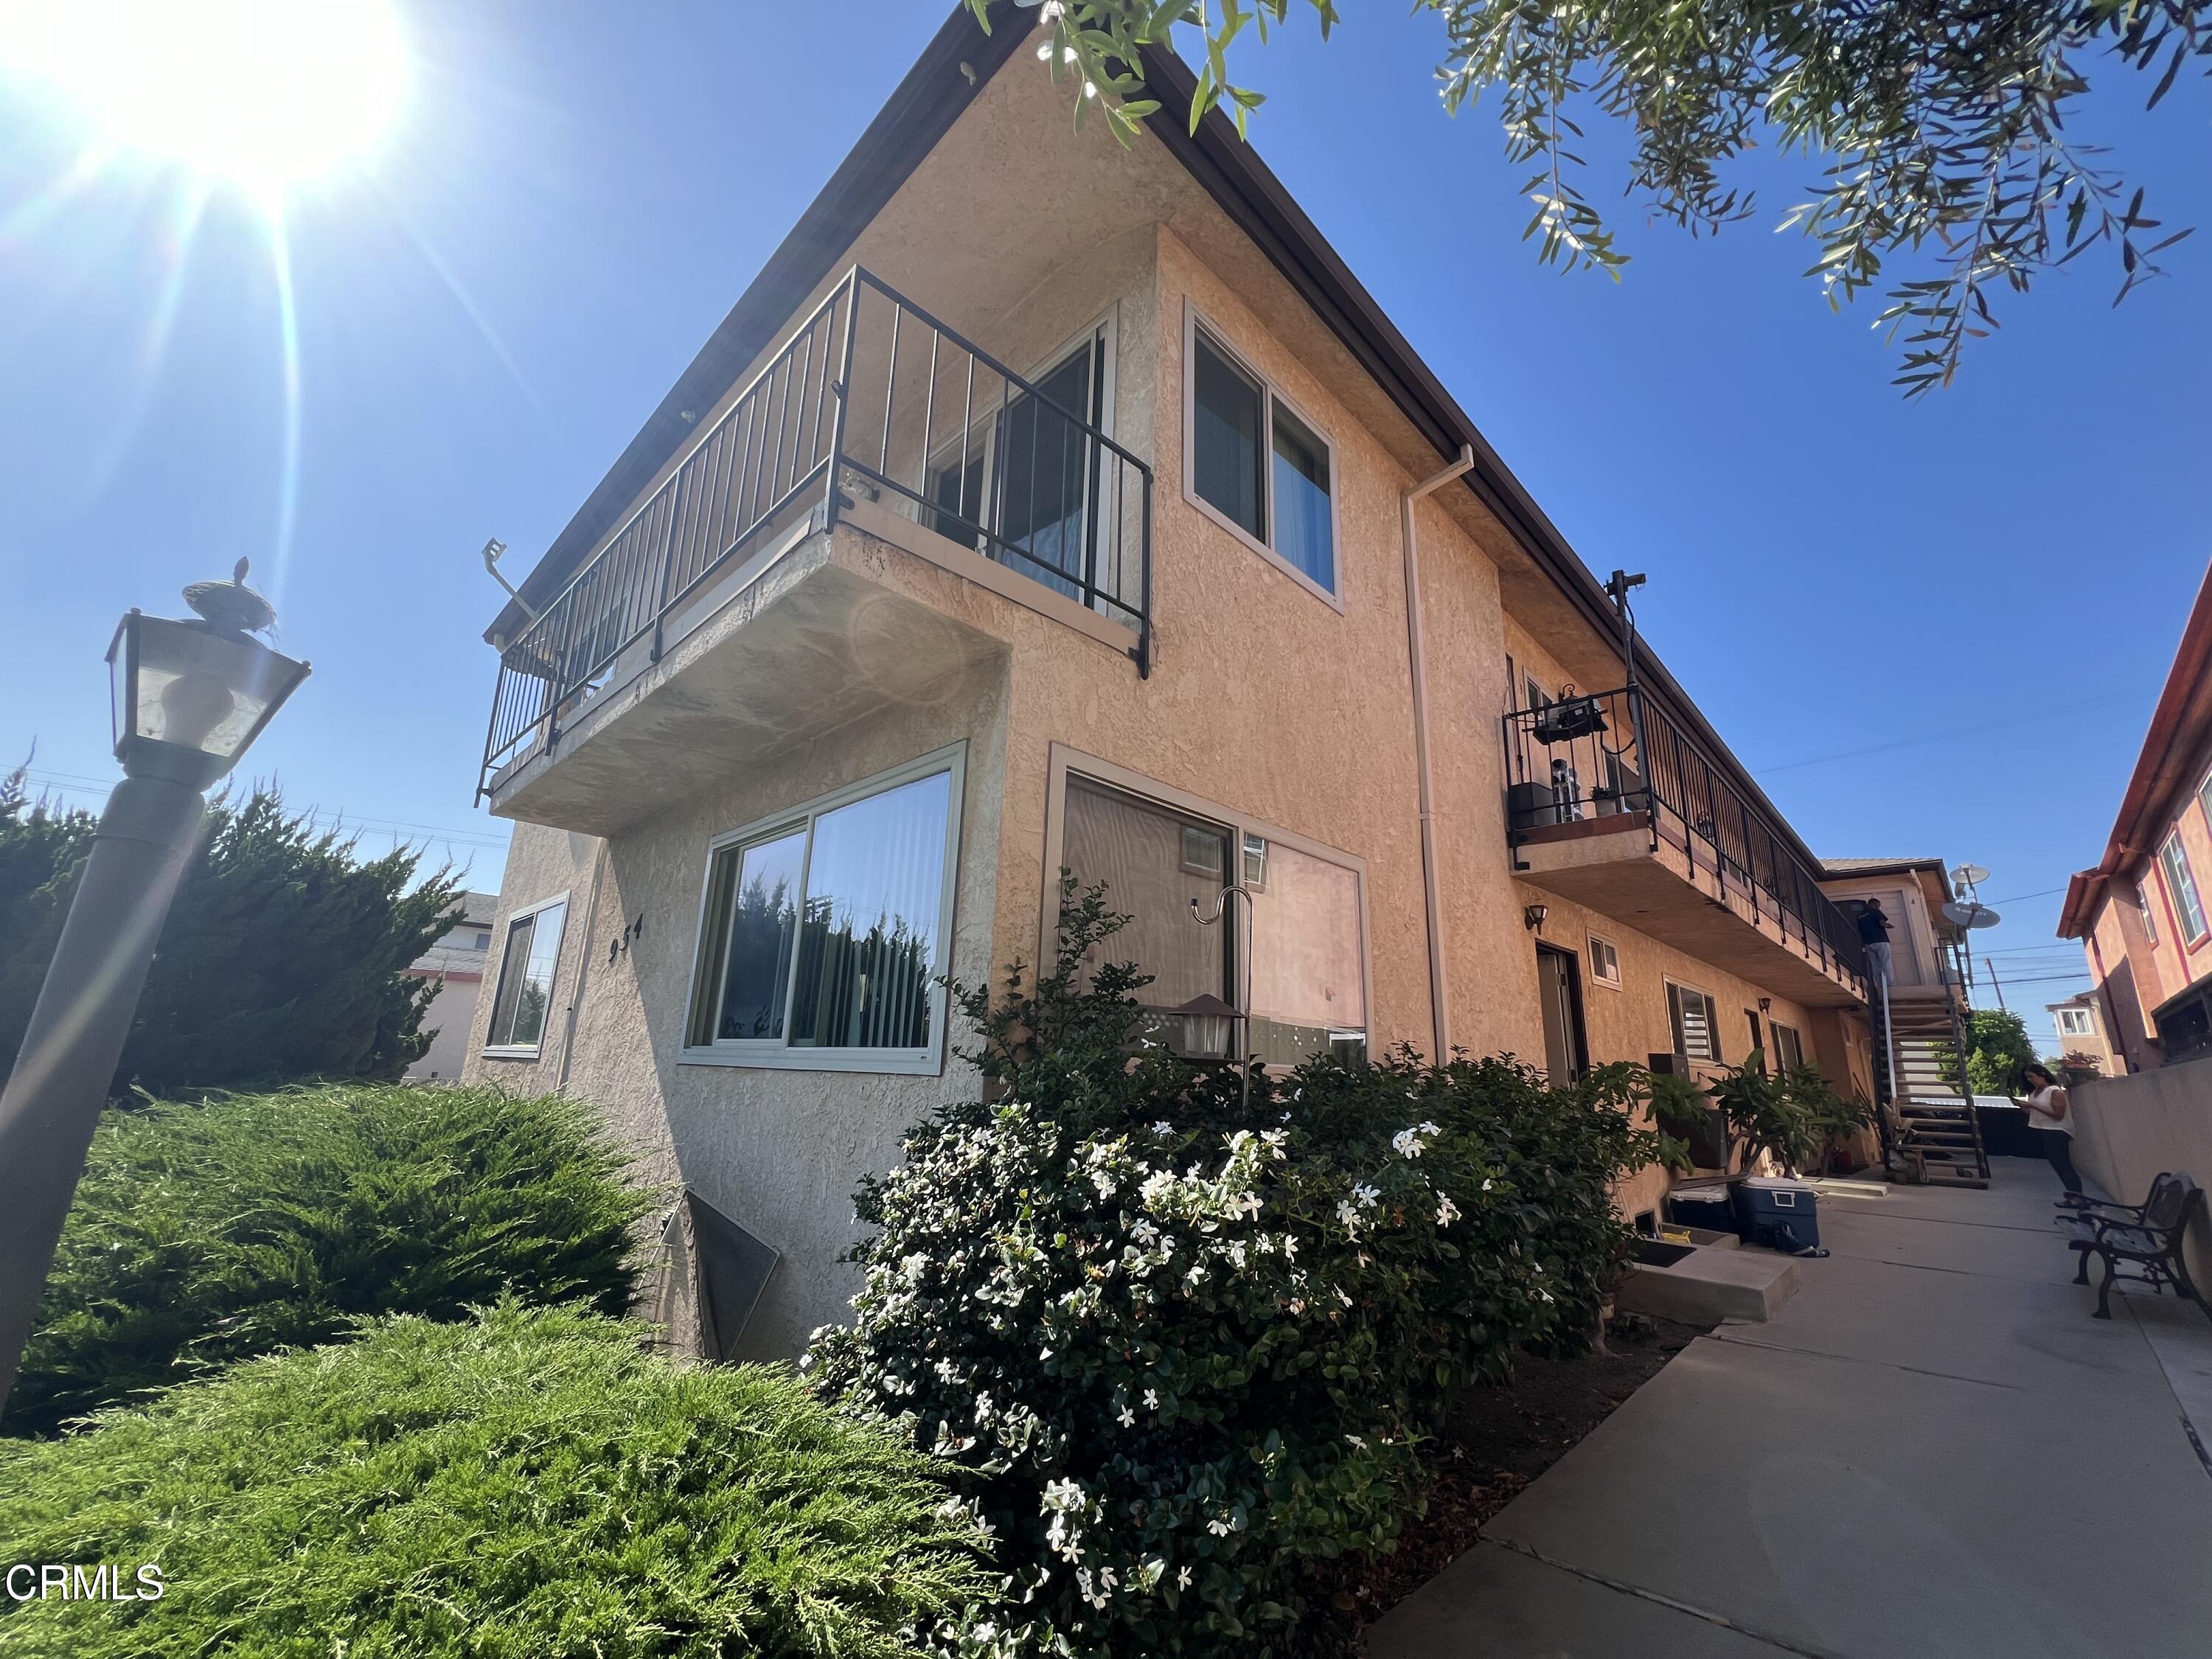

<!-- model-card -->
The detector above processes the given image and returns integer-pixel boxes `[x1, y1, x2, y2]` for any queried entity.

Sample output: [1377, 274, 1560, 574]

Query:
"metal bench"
[2056, 1171, 2208, 1322]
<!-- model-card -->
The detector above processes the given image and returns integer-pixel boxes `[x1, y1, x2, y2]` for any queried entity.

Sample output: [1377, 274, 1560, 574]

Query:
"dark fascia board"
[485, 4, 1026, 642]
[1130, 45, 1831, 876]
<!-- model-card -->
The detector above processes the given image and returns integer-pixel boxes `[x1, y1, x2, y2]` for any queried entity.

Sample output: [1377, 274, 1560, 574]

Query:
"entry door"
[1536, 943, 1589, 1085]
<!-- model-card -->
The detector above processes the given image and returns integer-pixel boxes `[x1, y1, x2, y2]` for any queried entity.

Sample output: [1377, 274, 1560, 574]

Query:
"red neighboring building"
[2059, 561, 2212, 1071]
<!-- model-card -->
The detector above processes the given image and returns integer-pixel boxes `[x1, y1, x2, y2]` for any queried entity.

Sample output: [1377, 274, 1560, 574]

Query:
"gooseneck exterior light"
[0, 563, 307, 1414]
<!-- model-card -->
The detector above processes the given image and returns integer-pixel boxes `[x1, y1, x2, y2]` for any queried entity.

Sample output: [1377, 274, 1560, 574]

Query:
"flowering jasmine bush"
[807, 886, 1655, 1658]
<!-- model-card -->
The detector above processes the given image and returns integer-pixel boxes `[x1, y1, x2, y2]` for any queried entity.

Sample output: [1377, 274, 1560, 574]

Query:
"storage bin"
[1734, 1176, 1820, 1251]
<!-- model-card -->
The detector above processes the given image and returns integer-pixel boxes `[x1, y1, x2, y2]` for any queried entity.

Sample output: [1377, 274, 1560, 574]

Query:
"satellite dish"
[1951, 863, 1989, 889]
[1943, 901, 2001, 929]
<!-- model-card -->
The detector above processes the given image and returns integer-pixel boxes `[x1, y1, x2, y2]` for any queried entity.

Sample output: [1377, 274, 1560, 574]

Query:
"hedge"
[0, 1304, 992, 1658]
[4, 1082, 655, 1436]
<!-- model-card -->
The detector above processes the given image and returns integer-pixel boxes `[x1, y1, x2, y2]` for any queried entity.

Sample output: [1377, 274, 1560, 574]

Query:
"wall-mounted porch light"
[1523, 903, 1548, 933]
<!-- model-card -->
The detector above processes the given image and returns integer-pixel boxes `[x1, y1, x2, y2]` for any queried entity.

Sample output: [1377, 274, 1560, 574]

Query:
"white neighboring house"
[404, 892, 497, 1082]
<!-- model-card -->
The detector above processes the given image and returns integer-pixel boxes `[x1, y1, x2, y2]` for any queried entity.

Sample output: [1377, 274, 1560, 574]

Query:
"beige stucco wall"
[2067, 1066, 2212, 1294]
[405, 972, 481, 1083]
[467, 33, 1873, 1356]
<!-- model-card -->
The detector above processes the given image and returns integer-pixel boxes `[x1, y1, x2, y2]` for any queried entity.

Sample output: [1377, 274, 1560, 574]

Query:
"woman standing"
[2019, 1063, 2083, 1197]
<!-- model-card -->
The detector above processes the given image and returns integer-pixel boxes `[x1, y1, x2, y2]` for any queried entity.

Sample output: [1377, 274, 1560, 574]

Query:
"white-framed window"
[1770, 1020, 1806, 1073]
[1183, 305, 1341, 606]
[2138, 883, 2159, 945]
[1587, 934, 1622, 989]
[1666, 980, 1722, 1063]
[2056, 1007, 2094, 1037]
[682, 745, 965, 1075]
[484, 894, 570, 1057]
[2160, 831, 2208, 944]
[1044, 746, 1368, 1069]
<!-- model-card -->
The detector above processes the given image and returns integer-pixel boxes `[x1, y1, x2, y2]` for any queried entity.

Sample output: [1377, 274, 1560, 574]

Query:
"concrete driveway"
[1370, 1159, 2212, 1659]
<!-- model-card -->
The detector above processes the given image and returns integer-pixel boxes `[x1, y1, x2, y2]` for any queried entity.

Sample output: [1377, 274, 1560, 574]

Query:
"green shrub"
[0, 1303, 992, 1659]
[4, 1082, 655, 1436]
[806, 886, 1653, 1658]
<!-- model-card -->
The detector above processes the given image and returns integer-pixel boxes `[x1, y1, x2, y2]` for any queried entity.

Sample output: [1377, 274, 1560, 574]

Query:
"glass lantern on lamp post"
[0, 562, 307, 1413]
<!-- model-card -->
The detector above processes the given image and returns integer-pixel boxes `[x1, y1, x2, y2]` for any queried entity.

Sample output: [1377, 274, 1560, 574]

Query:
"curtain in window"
[1269, 403, 1333, 591]
[787, 772, 951, 1049]
[1193, 337, 1263, 540]
[1061, 779, 1227, 1009]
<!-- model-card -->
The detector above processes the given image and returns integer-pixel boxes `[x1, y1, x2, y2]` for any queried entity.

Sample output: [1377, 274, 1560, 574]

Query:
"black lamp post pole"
[0, 756, 206, 1413]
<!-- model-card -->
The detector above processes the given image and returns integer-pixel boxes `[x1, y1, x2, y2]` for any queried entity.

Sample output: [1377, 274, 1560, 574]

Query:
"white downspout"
[1402, 444, 1477, 1065]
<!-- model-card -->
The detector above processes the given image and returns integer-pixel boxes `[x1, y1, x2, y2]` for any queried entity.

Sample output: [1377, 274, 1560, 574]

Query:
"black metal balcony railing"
[478, 266, 1154, 798]
[1503, 685, 1870, 985]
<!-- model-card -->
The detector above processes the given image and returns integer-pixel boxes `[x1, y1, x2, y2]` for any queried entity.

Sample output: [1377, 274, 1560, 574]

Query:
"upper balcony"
[476, 266, 1152, 832]
[1503, 686, 1869, 1009]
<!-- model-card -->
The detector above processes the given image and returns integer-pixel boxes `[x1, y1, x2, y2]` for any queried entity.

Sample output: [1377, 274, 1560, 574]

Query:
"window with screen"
[1588, 935, 1621, 987]
[686, 752, 961, 1071]
[1060, 773, 1366, 1067]
[486, 897, 568, 1053]
[2057, 1008, 2093, 1037]
[1667, 981, 1722, 1063]
[1187, 318, 1339, 599]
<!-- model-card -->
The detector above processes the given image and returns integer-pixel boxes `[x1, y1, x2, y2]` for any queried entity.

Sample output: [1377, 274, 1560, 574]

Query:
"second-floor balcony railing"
[479, 265, 1153, 798]
[1503, 684, 1870, 985]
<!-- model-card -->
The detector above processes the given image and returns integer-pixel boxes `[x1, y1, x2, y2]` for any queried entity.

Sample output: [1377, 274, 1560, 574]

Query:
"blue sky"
[2, 3, 2206, 1043]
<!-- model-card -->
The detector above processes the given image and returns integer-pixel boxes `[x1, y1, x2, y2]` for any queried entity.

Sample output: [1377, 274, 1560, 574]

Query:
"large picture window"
[485, 896, 568, 1055]
[685, 748, 964, 1073]
[1054, 758, 1367, 1068]
[1185, 310, 1340, 603]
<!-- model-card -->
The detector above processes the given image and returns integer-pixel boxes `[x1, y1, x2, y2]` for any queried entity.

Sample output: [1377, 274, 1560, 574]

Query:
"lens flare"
[0, 0, 408, 204]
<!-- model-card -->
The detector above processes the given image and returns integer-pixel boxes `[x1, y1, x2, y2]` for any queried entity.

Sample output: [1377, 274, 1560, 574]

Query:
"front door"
[1536, 943, 1588, 1085]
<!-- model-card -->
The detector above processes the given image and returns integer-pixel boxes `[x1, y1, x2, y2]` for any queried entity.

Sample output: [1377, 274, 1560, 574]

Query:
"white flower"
[1144, 1388, 1159, 1409]
[1153, 1120, 1173, 1137]
[1035, 40, 1052, 60]
[1354, 1183, 1380, 1208]
[1345, 1433, 1366, 1448]
[1117, 1405, 1135, 1427]
[1043, 1477, 1085, 1512]
[1282, 1234, 1298, 1259]
[1482, 1178, 1494, 1191]
[1335, 1287, 1353, 1308]
[1436, 1196, 1461, 1227]
[1178, 1565, 1193, 1590]
[1206, 1517, 1232, 1537]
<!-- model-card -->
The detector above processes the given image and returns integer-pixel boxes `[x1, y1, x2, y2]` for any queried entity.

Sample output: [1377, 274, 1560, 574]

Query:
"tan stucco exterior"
[465, 30, 1872, 1356]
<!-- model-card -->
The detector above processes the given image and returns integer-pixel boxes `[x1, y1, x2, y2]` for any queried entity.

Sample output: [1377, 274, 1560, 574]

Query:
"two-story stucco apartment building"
[2060, 558, 2212, 1072]
[463, 9, 1887, 1359]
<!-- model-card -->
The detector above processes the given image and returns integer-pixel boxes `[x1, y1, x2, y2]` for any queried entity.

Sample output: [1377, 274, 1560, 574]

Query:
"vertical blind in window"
[692, 768, 954, 1056]
[1269, 403, 1334, 592]
[489, 900, 567, 1050]
[1060, 776, 1367, 1067]
[1062, 778, 1228, 1011]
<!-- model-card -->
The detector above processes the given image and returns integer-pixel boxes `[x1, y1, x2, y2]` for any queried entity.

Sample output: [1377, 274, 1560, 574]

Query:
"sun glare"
[0, 0, 408, 204]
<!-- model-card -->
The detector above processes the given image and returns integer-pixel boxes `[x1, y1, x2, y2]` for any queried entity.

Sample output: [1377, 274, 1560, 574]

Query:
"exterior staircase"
[1871, 984, 1990, 1188]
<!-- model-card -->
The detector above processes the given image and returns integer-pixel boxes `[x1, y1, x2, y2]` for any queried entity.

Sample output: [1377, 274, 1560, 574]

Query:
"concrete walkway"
[1371, 1159, 2212, 1659]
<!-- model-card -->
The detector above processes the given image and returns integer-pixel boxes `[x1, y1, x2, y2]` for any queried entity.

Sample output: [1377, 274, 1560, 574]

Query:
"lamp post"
[0, 563, 307, 1413]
